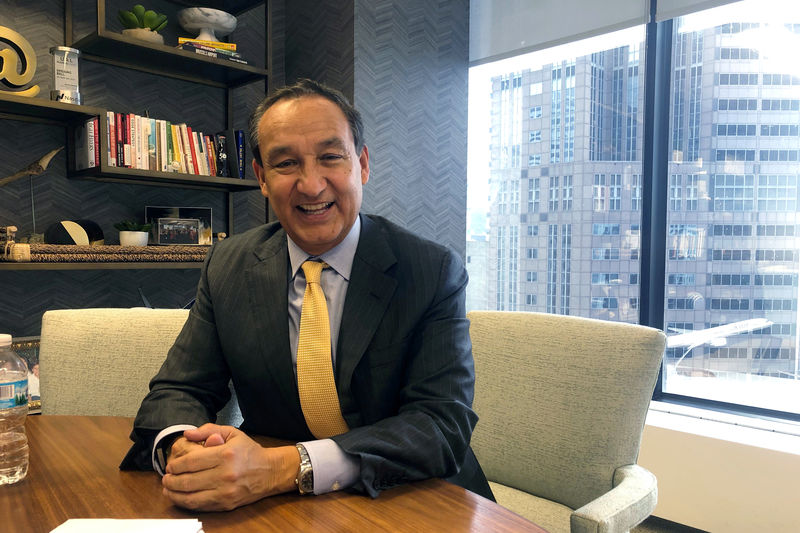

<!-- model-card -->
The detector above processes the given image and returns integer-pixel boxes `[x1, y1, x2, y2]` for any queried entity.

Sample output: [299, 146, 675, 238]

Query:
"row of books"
[176, 38, 249, 66]
[75, 114, 246, 179]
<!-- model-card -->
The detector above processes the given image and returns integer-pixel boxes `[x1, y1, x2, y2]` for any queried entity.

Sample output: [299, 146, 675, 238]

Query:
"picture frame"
[145, 206, 212, 245]
[11, 336, 41, 414]
[157, 218, 201, 245]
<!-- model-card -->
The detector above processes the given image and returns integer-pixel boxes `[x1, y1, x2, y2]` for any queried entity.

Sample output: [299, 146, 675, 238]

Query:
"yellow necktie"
[297, 261, 349, 438]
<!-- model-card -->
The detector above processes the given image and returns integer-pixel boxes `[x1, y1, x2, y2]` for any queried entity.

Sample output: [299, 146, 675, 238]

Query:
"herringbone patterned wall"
[0, 3, 267, 336]
[283, 0, 469, 257]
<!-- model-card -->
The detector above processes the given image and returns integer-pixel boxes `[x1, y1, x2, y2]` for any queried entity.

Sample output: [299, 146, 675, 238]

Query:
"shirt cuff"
[151, 424, 197, 475]
[300, 438, 360, 495]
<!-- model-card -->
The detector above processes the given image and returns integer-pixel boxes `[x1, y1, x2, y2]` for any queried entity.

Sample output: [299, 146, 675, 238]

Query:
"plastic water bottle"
[0, 333, 29, 485]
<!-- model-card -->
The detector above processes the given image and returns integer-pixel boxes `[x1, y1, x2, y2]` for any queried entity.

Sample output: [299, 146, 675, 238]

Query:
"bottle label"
[0, 379, 28, 409]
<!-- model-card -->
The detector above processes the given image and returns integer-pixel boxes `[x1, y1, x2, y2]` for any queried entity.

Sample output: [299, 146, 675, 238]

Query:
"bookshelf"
[0, 0, 267, 271]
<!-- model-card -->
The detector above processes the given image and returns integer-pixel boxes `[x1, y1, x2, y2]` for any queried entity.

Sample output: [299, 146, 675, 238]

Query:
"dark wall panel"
[282, 0, 469, 256]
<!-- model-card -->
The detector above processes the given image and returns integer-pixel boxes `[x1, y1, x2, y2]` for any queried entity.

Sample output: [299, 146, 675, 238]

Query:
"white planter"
[119, 231, 149, 246]
[122, 28, 164, 45]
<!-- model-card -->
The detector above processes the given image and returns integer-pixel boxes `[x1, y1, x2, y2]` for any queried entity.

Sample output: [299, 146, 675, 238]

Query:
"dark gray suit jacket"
[121, 214, 492, 500]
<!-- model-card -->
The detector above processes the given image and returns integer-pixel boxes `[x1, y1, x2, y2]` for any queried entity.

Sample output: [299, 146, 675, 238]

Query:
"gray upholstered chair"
[468, 311, 666, 533]
[39, 308, 241, 425]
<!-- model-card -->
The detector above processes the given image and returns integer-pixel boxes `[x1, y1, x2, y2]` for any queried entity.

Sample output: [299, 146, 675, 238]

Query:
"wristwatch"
[295, 443, 314, 495]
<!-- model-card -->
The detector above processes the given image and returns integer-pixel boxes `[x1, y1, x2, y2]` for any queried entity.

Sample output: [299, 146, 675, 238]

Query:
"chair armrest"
[569, 464, 658, 533]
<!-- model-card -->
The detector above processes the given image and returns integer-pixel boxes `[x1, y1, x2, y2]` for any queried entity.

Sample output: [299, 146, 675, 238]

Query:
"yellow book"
[178, 37, 237, 51]
[170, 124, 186, 173]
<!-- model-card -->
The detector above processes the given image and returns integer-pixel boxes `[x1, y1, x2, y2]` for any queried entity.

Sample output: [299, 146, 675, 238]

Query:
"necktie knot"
[301, 260, 327, 284]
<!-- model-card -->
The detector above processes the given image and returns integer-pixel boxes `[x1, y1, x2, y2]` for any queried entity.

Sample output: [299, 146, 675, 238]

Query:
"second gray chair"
[468, 310, 666, 533]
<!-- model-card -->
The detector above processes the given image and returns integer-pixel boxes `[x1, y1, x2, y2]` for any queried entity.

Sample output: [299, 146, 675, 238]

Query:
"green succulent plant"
[118, 4, 168, 32]
[114, 220, 152, 232]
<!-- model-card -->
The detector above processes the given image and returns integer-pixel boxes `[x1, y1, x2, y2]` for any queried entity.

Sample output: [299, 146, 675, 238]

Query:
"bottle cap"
[0, 333, 11, 347]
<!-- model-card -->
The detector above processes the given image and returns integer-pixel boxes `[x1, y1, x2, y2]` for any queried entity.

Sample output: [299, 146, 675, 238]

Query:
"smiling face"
[252, 96, 370, 256]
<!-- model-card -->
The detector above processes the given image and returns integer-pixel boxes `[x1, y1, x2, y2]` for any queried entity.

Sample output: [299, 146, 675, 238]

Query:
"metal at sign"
[0, 25, 40, 97]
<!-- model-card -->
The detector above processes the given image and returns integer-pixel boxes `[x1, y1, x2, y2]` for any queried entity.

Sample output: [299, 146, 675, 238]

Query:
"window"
[528, 178, 540, 212]
[549, 177, 559, 211]
[562, 175, 573, 210]
[593, 174, 606, 211]
[467, 0, 799, 419]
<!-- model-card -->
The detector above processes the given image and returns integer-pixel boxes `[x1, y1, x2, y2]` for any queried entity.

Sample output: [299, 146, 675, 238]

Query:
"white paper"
[50, 519, 203, 533]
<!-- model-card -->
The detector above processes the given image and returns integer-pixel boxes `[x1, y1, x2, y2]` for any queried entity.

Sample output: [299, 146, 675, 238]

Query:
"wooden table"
[2, 416, 546, 532]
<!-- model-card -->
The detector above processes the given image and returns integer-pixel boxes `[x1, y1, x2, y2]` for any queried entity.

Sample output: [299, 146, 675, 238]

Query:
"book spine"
[183, 45, 249, 65]
[179, 124, 195, 174]
[115, 112, 125, 167]
[194, 131, 208, 175]
[205, 135, 217, 176]
[92, 116, 99, 167]
[178, 37, 237, 51]
[137, 115, 146, 170]
[148, 118, 157, 171]
[235, 129, 245, 178]
[171, 124, 185, 173]
[106, 111, 116, 167]
[186, 126, 200, 175]
[179, 42, 243, 59]
[127, 113, 136, 169]
[158, 120, 169, 172]
[214, 132, 229, 177]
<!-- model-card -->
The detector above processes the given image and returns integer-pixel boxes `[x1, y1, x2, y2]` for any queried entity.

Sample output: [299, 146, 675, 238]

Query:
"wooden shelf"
[0, 262, 202, 271]
[0, 93, 106, 125]
[72, 31, 267, 88]
[69, 164, 261, 191]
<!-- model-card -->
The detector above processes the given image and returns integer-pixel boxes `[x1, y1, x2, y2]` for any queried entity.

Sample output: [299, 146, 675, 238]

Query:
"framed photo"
[11, 336, 40, 414]
[145, 206, 212, 245]
[157, 218, 200, 245]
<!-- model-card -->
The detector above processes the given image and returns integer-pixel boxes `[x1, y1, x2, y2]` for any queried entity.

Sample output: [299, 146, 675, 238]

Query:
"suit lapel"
[336, 216, 398, 414]
[244, 229, 304, 418]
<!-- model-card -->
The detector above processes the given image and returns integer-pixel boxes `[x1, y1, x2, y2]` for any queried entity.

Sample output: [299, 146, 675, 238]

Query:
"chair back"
[468, 310, 665, 511]
[39, 308, 241, 424]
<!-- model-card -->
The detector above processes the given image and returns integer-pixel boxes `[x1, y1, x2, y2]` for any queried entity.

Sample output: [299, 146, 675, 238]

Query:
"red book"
[186, 126, 200, 175]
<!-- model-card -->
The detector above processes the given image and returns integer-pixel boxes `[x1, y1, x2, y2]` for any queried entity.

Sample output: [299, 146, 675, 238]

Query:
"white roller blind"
[469, 0, 648, 65]
[656, 0, 742, 22]
[469, 0, 745, 65]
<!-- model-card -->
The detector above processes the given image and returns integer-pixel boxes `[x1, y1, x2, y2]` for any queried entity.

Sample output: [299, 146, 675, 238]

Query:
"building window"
[593, 174, 606, 211]
[631, 174, 642, 210]
[562, 175, 573, 210]
[529, 106, 542, 118]
[528, 178, 540, 212]
[712, 174, 755, 211]
[549, 176, 559, 211]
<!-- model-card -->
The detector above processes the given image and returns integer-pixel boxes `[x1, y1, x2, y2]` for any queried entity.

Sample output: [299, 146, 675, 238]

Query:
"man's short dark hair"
[249, 78, 365, 165]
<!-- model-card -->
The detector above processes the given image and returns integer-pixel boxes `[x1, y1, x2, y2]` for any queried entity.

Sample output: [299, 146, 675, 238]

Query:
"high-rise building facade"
[471, 20, 800, 392]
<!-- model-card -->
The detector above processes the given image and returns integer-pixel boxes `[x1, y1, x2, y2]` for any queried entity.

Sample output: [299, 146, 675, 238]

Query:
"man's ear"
[359, 145, 370, 185]
[252, 159, 269, 198]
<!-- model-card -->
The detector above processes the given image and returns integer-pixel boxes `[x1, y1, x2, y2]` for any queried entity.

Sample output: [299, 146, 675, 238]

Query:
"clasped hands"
[162, 424, 300, 511]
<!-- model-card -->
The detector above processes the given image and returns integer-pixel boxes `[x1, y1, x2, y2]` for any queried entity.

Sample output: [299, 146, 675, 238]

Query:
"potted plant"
[118, 5, 168, 44]
[114, 220, 151, 246]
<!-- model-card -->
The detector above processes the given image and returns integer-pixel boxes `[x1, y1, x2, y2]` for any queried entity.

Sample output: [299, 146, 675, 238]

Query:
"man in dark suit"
[121, 79, 492, 510]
